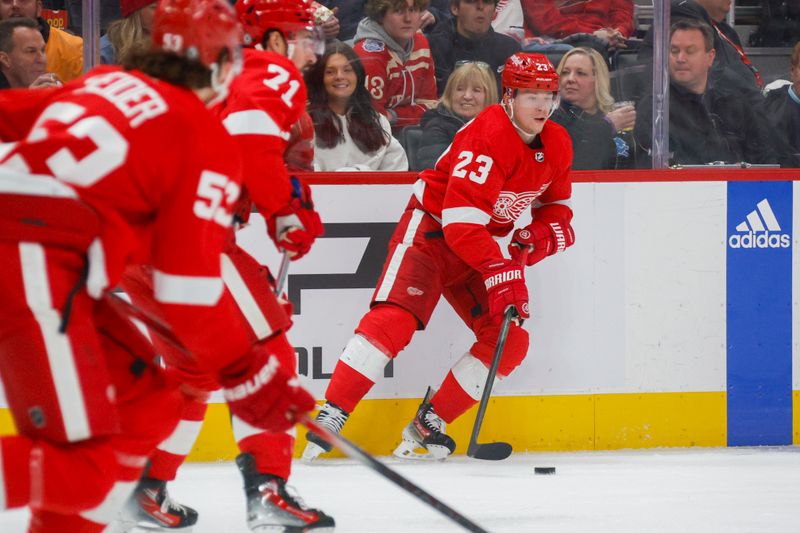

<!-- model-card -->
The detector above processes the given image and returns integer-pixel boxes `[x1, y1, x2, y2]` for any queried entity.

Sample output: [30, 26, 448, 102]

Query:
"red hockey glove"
[481, 259, 530, 324]
[267, 177, 323, 260]
[219, 346, 315, 433]
[509, 217, 574, 267]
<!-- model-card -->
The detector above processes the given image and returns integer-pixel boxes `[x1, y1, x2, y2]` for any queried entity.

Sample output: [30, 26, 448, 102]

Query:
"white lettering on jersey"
[262, 63, 301, 108]
[452, 151, 494, 184]
[79, 72, 168, 128]
[193, 170, 240, 228]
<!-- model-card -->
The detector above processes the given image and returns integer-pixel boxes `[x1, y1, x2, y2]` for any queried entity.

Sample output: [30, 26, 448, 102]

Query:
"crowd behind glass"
[4, 0, 800, 169]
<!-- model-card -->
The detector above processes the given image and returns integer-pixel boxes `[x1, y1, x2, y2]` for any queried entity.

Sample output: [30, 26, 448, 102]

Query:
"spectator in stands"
[100, 0, 155, 64]
[307, 40, 408, 171]
[551, 47, 634, 169]
[0, 17, 59, 87]
[639, 0, 761, 91]
[354, 0, 438, 130]
[0, 0, 82, 81]
[635, 20, 782, 166]
[321, 0, 449, 41]
[521, 0, 634, 52]
[416, 60, 496, 169]
[427, 0, 519, 96]
[763, 42, 800, 166]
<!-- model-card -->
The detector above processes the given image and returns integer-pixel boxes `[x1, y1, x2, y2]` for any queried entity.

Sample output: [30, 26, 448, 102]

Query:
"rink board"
[1, 170, 799, 457]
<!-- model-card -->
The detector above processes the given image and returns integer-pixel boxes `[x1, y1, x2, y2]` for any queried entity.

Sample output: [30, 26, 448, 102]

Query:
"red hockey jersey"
[0, 66, 256, 376]
[522, 0, 635, 39]
[413, 104, 573, 270]
[354, 33, 438, 128]
[217, 48, 307, 222]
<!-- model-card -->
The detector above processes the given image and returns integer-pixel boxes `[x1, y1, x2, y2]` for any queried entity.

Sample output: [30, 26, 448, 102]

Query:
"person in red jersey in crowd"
[0, 0, 318, 531]
[116, 0, 331, 531]
[302, 52, 575, 462]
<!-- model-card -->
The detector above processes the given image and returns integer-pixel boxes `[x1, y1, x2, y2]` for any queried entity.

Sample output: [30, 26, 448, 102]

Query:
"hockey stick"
[300, 414, 489, 533]
[274, 251, 291, 295]
[467, 249, 529, 461]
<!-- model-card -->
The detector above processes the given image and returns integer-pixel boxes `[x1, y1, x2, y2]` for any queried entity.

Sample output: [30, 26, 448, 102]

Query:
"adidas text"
[728, 232, 790, 249]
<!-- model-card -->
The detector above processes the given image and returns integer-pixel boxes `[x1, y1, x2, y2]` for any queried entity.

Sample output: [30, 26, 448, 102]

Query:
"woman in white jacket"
[306, 41, 409, 171]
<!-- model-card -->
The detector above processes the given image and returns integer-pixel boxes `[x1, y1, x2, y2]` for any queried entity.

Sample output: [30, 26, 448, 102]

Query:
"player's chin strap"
[502, 101, 538, 144]
[207, 51, 243, 108]
[502, 90, 560, 143]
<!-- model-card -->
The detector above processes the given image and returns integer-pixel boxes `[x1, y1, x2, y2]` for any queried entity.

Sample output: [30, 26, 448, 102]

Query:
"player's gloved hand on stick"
[481, 259, 530, 324]
[509, 215, 574, 267]
[219, 344, 315, 432]
[267, 176, 323, 260]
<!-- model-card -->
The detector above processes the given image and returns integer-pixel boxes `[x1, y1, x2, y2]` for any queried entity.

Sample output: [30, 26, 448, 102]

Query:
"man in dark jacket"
[639, 0, 760, 91]
[427, 0, 519, 96]
[635, 20, 781, 166]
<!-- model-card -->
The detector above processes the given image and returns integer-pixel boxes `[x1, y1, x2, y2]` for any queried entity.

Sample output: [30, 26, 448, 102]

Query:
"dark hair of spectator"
[0, 17, 39, 54]
[121, 46, 215, 90]
[670, 19, 714, 52]
[364, 0, 430, 23]
[306, 41, 389, 153]
[792, 42, 800, 68]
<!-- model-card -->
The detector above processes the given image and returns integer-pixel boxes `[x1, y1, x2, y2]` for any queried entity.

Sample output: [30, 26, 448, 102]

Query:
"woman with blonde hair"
[415, 61, 498, 170]
[100, 0, 157, 64]
[551, 46, 636, 169]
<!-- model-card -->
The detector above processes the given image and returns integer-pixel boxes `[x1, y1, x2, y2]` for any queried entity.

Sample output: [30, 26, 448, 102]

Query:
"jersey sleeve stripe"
[0, 168, 77, 198]
[222, 110, 290, 140]
[442, 206, 491, 227]
[152, 269, 224, 306]
[220, 253, 273, 339]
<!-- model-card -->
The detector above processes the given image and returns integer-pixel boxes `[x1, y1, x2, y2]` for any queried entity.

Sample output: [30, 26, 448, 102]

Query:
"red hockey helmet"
[152, 0, 243, 68]
[501, 53, 559, 95]
[236, 0, 315, 46]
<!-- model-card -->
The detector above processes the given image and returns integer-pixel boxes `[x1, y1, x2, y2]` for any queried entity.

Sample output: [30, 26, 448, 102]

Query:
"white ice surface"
[2, 447, 799, 532]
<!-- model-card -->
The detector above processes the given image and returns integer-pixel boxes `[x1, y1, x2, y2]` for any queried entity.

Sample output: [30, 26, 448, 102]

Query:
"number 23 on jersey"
[452, 150, 494, 184]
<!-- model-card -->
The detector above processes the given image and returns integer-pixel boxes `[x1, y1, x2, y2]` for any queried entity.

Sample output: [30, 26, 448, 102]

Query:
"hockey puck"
[534, 467, 556, 475]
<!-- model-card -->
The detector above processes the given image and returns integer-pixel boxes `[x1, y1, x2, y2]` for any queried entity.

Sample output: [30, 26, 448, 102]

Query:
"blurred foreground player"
[0, 0, 317, 531]
[303, 53, 575, 461]
[116, 0, 332, 531]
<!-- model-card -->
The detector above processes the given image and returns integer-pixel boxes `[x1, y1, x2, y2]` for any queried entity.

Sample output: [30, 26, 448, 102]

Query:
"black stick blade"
[467, 441, 513, 461]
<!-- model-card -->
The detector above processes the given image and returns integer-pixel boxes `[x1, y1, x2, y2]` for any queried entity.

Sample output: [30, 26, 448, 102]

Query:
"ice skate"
[112, 477, 198, 532]
[393, 387, 456, 461]
[301, 402, 349, 463]
[236, 453, 335, 532]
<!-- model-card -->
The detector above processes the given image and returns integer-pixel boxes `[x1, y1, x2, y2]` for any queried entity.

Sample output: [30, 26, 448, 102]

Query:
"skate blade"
[392, 438, 449, 461]
[300, 441, 327, 463]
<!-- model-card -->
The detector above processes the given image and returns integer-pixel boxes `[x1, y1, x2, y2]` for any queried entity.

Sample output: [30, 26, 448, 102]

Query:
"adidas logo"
[728, 198, 790, 249]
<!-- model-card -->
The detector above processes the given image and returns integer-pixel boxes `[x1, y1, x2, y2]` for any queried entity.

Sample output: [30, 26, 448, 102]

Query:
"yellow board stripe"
[0, 391, 795, 457]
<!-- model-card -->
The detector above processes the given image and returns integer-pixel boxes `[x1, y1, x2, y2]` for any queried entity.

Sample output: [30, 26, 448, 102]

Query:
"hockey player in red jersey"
[0, 0, 319, 531]
[115, 0, 333, 531]
[302, 52, 575, 461]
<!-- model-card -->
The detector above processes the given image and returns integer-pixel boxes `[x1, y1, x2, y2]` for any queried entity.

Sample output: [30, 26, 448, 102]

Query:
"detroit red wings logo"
[492, 183, 552, 223]
[492, 191, 535, 223]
